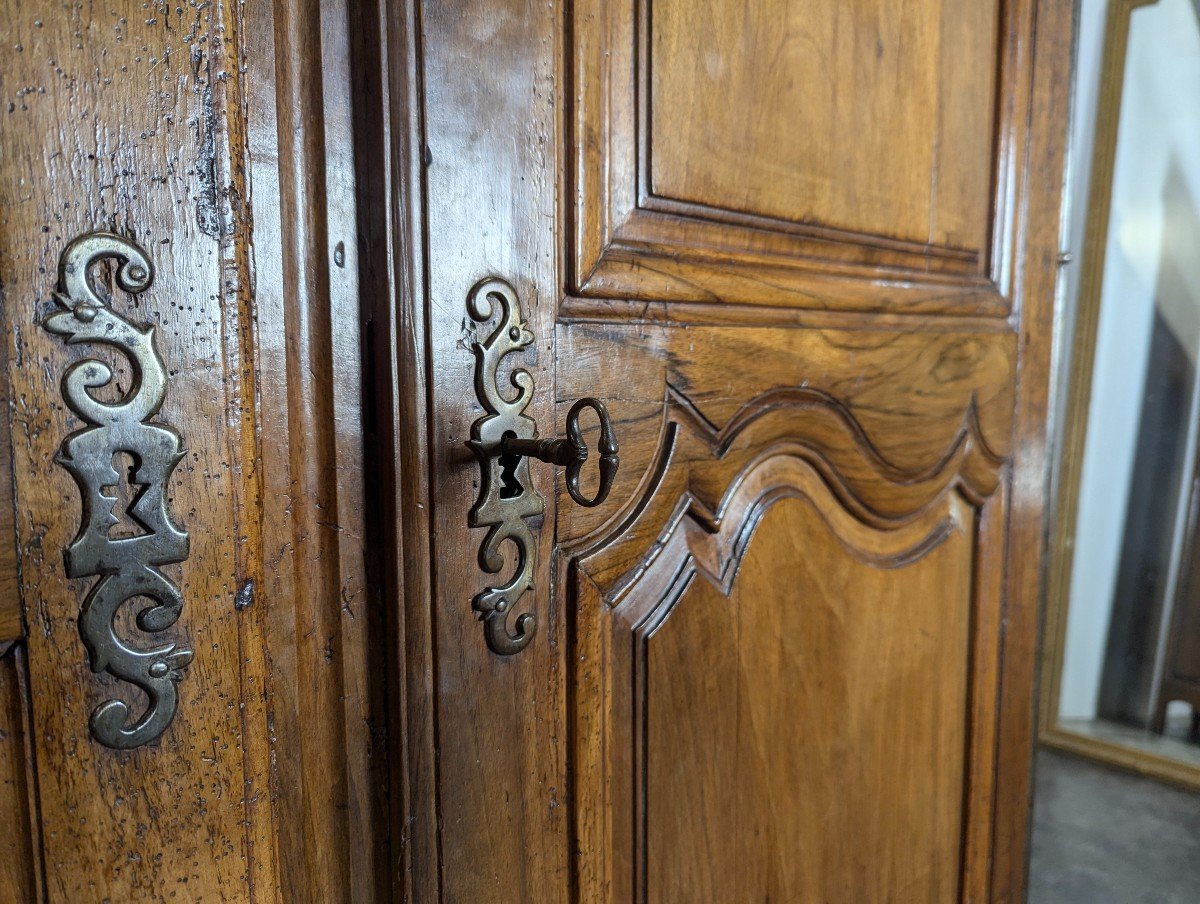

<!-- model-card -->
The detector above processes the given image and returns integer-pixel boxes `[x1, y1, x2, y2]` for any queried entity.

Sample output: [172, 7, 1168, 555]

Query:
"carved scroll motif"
[466, 277, 543, 655]
[44, 232, 191, 749]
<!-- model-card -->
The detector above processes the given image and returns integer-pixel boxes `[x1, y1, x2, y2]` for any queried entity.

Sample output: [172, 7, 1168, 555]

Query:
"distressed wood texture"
[0, 2, 385, 901]
[0, 645, 43, 901]
[0, 316, 18, 643]
[393, 0, 1074, 901]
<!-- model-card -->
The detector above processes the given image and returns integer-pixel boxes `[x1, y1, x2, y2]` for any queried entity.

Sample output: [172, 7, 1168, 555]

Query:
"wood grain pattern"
[0, 3, 269, 896]
[650, 0, 999, 249]
[0, 645, 43, 901]
[0, 332, 18, 643]
[990, 0, 1075, 896]
[567, 0, 1034, 313]
[566, 383, 1007, 903]
[247, 0, 388, 897]
[0, 1, 385, 900]
[413, 0, 568, 901]
[642, 497, 969, 904]
[348, 0, 439, 898]
[385, 0, 1074, 899]
[0, 0, 1073, 899]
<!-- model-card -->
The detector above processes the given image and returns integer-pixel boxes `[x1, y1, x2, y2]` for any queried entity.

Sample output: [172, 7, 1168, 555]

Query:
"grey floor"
[1029, 749, 1200, 903]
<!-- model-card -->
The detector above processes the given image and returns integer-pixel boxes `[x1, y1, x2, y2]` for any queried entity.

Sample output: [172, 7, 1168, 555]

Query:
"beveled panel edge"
[562, 382, 1008, 597]
[566, 0, 1031, 316]
[558, 295, 1018, 331]
[570, 236, 1011, 319]
[638, 196, 981, 265]
[565, 382, 1012, 904]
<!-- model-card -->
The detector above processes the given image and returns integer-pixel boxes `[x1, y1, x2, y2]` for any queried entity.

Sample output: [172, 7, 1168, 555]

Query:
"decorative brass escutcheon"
[44, 232, 191, 749]
[466, 277, 619, 656]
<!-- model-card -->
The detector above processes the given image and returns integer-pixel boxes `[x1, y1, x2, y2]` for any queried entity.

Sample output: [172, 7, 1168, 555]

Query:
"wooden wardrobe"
[0, 0, 1074, 901]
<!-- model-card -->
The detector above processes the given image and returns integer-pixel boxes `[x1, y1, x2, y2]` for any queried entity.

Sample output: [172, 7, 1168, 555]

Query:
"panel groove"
[568, 0, 1026, 313]
[567, 383, 1009, 902]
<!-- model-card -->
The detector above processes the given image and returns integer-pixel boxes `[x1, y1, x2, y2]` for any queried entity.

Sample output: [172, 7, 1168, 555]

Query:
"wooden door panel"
[555, 324, 1015, 551]
[568, 0, 1029, 313]
[643, 494, 971, 904]
[650, 0, 999, 248]
[565, 357, 1007, 903]
[391, 0, 1071, 897]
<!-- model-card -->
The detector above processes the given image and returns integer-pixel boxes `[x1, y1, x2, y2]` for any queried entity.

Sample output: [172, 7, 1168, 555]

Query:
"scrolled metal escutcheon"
[44, 231, 192, 749]
[466, 277, 541, 656]
[466, 277, 620, 656]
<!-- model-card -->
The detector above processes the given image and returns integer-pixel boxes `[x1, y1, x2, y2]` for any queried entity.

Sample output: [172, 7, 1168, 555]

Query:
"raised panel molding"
[567, 0, 1034, 316]
[565, 384, 1009, 902]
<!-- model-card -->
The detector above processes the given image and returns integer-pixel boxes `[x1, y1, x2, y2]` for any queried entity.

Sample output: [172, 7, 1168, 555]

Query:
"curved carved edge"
[43, 232, 191, 749]
[565, 381, 1008, 600]
[565, 450, 989, 903]
[466, 277, 542, 655]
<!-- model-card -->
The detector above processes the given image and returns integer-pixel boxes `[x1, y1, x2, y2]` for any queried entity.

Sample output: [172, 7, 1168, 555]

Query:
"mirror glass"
[1031, 3, 1200, 898]
[1048, 0, 1200, 774]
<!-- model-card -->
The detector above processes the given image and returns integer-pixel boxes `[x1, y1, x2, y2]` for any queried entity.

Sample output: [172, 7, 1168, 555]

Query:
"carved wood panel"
[382, 0, 1072, 897]
[565, 385, 1008, 902]
[567, 0, 1036, 315]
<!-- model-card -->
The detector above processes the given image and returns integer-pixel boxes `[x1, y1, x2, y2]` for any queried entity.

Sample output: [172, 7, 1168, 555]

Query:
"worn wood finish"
[0, 1, 385, 900]
[650, 0, 999, 248]
[564, 380, 1009, 903]
[0, 0, 1072, 898]
[389, 0, 1073, 902]
[644, 498, 971, 903]
[0, 333, 18, 643]
[0, 645, 43, 900]
[991, 0, 1076, 893]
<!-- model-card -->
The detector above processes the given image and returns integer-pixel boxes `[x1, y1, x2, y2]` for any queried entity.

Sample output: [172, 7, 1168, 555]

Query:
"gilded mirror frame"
[1040, 0, 1200, 789]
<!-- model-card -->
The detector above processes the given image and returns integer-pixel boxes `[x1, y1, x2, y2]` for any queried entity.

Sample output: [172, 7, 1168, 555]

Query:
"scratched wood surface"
[0, 325, 18, 643]
[0, 2, 383, 901]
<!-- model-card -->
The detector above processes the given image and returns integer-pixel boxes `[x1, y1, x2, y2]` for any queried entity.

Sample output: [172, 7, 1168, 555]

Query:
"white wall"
[1059, 0, 1200, 720]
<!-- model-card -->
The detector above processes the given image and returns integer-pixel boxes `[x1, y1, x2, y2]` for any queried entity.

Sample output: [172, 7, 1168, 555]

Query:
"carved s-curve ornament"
[44, 232, 192, 749]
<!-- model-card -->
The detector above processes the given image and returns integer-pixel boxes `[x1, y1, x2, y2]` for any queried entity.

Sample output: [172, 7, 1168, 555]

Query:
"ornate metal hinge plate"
[466, 278, 543, 656]
[44, 232, 191, 749]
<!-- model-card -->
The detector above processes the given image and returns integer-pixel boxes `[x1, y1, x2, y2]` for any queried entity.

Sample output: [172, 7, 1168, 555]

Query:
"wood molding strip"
[0, 323, 19, 643]
[247, 0, 384, 897]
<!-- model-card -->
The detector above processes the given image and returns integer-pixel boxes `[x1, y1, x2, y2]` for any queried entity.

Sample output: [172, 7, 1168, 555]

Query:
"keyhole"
[101, 451, 152, 539]
[499, 432, 524, 500]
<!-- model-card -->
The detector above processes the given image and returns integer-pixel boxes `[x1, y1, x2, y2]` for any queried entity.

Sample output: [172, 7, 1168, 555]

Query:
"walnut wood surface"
[391, 1, 1073, 903]
[0, 0, 1072, 899]
[0, 1, 384, 900]
[649, 0, 999, 251]
[566, 0, 1034, 314]
[566, 392, 1008, 903]
[0, 334, 18, 643]
[0, 646, 42, 900]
